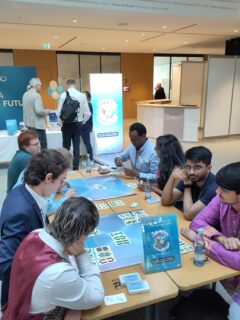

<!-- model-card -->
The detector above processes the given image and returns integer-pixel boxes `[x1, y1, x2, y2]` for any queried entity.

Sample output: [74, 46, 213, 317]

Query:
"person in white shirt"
[58, 79, 91, 170]
[3, 197, 104, 319]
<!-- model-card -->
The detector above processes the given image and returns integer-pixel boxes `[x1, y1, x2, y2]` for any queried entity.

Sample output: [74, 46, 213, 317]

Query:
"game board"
[66, 175, 135, 201]
[85, 210, 148, 272]
[85, 211, 194, 273]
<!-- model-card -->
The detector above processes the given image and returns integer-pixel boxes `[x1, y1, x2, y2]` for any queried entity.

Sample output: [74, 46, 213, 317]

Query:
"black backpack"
[60, 91, 80, 124]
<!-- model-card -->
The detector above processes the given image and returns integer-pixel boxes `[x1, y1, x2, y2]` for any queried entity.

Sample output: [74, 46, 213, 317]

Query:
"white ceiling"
[0, 0, 239, 54]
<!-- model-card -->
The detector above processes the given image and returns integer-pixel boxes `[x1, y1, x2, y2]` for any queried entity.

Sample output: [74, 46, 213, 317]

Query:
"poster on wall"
[0, 66, 36, 130]
[90, 73, 123, 154]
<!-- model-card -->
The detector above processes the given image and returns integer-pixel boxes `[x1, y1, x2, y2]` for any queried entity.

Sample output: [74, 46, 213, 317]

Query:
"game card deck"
[119, 272, 142, 286]
[109, 231, 131, 246]
[146, 197, 161, 204]
[126, 280, 150, 295]
[94, 246, 116, 265]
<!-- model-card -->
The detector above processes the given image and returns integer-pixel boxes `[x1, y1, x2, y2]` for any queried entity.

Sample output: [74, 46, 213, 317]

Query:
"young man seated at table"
[181, 162, 240, 320]
[161, 146, 217, 220]
[2, 197, 104, 320]
[7, 130, 41, 193]
[0, 149, 70, 309]
[114, 122, 158, 181]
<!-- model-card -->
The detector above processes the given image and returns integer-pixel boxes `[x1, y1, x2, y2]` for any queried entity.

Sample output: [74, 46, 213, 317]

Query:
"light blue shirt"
[119, 139, 158, 181]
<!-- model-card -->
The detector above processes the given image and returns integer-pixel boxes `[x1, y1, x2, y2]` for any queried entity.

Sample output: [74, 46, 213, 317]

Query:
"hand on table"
[180, 228, 197, 242]
[216, 236, 240, 251]
[114, 157, 123, 167]
[64, 309, 81, 320]
[123, 168, 139, 178]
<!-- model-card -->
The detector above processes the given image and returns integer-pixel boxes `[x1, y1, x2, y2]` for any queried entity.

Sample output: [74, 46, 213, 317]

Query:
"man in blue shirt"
[161, 146, 217, 220]
[114, 122, 158, 181]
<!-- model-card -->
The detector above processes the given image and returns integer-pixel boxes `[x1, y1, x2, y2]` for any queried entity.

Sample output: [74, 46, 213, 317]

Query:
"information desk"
[137, 101, 199, 142]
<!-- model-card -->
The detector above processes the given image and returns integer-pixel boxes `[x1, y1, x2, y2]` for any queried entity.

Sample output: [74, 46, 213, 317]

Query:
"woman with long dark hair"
[138, 134, 184, 196]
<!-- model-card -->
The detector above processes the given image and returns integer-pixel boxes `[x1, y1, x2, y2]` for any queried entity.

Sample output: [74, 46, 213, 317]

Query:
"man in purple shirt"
[181, 162, 240, 320]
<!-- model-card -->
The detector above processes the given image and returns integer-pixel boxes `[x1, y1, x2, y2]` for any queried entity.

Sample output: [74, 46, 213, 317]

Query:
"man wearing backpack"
[58, 79, 91, 170]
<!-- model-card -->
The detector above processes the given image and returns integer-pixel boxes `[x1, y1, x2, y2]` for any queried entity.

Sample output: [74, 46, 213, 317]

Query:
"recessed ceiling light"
[184, 41, 188, 44]
[102, 47, 106, 50]
[153, 49, 156, 52]
[125, 39, 129, 42]
[54, 35, 58, 39]
[196, 50, 200, 53]
[73, 19, 77, 23]
[234, 30, 238, 33]
[162, 25, 167, 29]
[142, 33, 145, 36]
[117, 22, 128, 26]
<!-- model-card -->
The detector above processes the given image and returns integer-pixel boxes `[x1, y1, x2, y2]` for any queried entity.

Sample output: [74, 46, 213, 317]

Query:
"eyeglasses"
[28, 141, 40, 147]
[54, 177, 68, 186]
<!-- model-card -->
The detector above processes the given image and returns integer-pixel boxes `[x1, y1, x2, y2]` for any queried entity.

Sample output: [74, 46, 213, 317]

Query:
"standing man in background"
[58, 79, 91, 170]
[82, 91, 93, 161]
[22, 78, 50, 149]
[154, 83, 166, 100]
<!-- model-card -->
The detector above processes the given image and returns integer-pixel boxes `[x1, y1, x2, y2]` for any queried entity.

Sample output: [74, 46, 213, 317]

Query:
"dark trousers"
[61, 122, 82, 170]
[1, 268, 11, 308]
[81, 125, 93, 161]
[27, 127, 47, 149]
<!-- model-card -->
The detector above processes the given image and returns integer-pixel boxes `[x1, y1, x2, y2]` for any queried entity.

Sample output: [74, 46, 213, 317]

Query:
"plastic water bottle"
[86, 154, 92, 173]
[144, 178, 151, 200]
[193, 228, 205, 266]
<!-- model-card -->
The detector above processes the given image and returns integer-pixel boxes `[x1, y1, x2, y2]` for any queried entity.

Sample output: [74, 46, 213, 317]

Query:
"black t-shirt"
[176, 172, 217, 206]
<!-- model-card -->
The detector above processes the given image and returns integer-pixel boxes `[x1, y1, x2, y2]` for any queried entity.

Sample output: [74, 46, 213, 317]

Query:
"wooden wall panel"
[13, 50, 58, 109]
[121, 53, 153, 119]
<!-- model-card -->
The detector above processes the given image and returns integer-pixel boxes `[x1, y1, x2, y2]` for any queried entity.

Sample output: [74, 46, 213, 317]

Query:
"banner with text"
[90, 74, 123, 154]
[0, 66, 36, 130]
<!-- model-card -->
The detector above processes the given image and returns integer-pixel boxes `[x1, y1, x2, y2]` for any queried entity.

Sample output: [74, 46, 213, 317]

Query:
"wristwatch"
[184, 184, 192, 188]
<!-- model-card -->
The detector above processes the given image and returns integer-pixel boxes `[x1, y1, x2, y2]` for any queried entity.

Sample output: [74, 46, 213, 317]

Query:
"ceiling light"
[162, 25, 167, 29]
[125, 39, 129, 42]
[54, 36, 58, 39]
[234, 30, 238, 33]
[184, 41, 188, 44]
[142, 33, 145, 36]
[196, 50, 200, 53]
[102, 47, 106, 50]
[73, 19, 77, 23]
[153, 49, 156, 52]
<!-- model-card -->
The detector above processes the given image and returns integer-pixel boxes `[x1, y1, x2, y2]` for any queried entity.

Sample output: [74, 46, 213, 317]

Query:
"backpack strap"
[66, 91, 70, 97]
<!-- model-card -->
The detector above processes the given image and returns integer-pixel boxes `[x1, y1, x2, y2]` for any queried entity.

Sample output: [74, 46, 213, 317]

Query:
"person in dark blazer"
[154, 82, 166, 99]
[0, 149, 69, 309]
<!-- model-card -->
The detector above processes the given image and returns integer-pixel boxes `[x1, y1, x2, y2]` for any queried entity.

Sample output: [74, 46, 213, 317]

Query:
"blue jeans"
[228, 301, 240, 320]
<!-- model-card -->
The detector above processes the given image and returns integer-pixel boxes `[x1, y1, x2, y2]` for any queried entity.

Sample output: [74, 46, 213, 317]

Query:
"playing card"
[104, 293, 127, 305]
[94, 246, 116, 265]
[109, 231, 131, 246]
[179, 238, 193, 255]
[88, 229, 101, 237]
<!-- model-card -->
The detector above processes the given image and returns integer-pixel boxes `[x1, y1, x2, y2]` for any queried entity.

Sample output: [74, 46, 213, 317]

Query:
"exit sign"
[43, 43, 51, 49]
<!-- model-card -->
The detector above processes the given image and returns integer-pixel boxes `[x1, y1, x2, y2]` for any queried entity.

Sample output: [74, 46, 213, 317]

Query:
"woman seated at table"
[138, 134, 185, 196]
